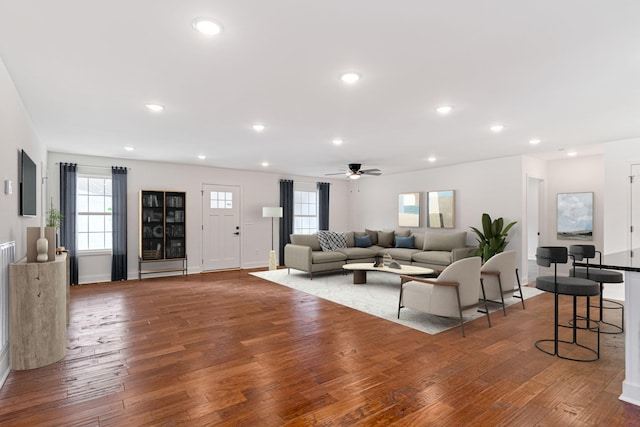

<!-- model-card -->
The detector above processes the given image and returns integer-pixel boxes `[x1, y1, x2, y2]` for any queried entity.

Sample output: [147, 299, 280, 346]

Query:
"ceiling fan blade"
[360, 169, 381, 175]
[325, 172, 347, 176]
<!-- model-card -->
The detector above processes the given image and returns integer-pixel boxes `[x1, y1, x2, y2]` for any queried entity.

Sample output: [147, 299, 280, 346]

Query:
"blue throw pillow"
[395, 235, 414, 249]
[354, 234, 372, 248]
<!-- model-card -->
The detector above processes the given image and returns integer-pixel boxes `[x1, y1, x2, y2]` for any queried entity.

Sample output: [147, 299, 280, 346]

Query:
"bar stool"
[535, 246, 600, 362]
[569, 244, 624, 334]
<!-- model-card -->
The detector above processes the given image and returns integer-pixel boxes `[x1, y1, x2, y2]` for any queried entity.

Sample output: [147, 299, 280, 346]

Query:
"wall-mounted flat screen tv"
[20, 149, 37, 217]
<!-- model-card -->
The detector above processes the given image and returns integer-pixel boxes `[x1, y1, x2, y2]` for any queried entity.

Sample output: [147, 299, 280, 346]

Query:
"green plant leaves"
[471, 213, 517, 262]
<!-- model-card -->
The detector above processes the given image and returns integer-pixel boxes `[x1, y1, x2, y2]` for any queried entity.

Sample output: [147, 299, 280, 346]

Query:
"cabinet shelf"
[139, 190, 187, 279]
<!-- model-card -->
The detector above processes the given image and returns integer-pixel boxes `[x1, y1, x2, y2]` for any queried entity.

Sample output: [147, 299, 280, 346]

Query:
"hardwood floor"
[1, 269, 639, 426]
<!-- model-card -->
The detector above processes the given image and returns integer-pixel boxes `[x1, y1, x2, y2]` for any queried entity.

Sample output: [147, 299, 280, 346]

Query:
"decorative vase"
[268, 250, 277, 271]
[36, 236, 49, 262]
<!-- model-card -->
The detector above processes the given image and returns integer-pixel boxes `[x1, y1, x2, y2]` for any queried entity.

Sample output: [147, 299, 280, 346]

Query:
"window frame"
[293, 184, 318, 235]
[76, 174, 113, 254]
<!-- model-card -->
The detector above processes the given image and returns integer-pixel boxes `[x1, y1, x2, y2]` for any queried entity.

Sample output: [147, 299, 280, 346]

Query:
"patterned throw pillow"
[317, 231, 348, 251]
[317, 231, 333, 252]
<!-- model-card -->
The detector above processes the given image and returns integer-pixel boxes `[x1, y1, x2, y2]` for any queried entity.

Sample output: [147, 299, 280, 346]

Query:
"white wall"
[347, 155, 524, 267]
[46, 152, 350, 283]
[603, 138, 640, 254]
[0, 58, 47, 259]
[0, 57, 48, 389]
[522, 156, 547, 272]
[543, 154, 604, 274]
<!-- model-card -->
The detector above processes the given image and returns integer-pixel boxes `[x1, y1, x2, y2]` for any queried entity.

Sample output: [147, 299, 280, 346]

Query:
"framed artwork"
[427, 190, 455, 228]
[557, 192, 593, 240]
[398, 192, 421, 227]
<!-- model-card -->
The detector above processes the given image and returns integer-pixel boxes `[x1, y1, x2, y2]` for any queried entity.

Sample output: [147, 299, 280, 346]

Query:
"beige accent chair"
[398, 257, 490, 337]
[480, 250, 525, 317]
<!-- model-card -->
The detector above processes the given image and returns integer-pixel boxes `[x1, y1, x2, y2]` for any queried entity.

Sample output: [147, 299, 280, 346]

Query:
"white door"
[632, 164, 640, 252]
[526, 177, 543, 283]
[202, 184, 241, 271]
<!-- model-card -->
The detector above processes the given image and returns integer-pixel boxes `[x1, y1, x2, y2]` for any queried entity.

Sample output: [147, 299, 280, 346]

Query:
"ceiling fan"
[325, 163, 382, 180]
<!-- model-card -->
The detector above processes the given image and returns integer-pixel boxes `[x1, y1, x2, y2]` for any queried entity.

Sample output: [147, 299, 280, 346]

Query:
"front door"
[202, 184, 241, 271]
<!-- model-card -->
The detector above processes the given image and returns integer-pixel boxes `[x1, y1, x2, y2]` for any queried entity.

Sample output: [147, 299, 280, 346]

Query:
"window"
[294, 190, 318, 234]
[77, 176, 112, 250]
[210, 191, 233, 209]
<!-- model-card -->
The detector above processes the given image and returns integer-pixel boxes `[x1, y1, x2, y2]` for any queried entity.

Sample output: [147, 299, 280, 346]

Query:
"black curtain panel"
[317, 182, 330, 231]
[111, 167, 128, 281]
[60, 163, 78, 285]
[279, 179, 294, 266]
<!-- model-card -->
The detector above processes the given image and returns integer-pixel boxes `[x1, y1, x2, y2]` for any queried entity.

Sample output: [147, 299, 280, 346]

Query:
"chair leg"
[554, 292, 559, 355]
[515, 268, 525, 310]
[455, 287, 465, 337]
[497, 275, 506, 316]
[480, 278, 492, 327]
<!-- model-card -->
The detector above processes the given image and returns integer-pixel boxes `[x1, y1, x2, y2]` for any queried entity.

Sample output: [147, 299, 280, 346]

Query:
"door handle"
[233, 232, 240, 235]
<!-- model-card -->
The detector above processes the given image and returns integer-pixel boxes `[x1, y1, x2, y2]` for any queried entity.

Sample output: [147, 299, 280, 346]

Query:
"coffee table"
[342, 262, 435, 284]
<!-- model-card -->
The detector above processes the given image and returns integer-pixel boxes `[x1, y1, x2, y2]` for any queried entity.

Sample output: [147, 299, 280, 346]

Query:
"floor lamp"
[262, 207, 283, 270]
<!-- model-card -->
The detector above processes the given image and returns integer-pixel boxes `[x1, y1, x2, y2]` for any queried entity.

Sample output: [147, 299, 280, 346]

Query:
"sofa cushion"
[337, 247, 378, 260]
[354, 234, 372, 248]
[368, 245, 386, 255]
[412, 232, 425, 250]
[412, 250, 452, 266]
[395, 229, 411, 238]
[346, 231, 355, 247]
[423, 231, 467, 251]
[395, 235, 414, 248]
[311, 250, 347, 264]
[378, 231, 395, 247]
[290, 234, 322, 251]
[384, 247, 420, 262]
[365, 229, 379, 245]
[317, 231, 348, 251]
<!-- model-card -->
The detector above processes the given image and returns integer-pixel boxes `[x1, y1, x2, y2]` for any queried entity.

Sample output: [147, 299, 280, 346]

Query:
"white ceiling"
[1, 1, 639, 178]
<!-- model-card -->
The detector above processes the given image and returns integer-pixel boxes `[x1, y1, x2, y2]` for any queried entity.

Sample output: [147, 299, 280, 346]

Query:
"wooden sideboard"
[9, 253, 68, 370]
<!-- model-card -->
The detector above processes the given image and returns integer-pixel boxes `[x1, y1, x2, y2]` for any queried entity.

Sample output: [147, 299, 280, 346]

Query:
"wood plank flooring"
[1, 269, 639, 426]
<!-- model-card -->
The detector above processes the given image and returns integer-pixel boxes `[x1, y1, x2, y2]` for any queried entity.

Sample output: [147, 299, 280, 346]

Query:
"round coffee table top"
[343, 262, 434, 276]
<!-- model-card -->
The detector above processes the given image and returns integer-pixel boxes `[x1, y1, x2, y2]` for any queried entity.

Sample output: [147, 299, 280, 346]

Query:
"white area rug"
[251, 269, 544, 335]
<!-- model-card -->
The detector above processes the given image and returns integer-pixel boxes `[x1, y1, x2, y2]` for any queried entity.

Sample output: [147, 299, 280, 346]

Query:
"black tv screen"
[20, 149, 37, 217]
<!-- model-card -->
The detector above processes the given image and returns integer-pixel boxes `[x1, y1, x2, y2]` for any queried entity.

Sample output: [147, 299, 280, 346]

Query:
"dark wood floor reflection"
[0, 269, 638, 426]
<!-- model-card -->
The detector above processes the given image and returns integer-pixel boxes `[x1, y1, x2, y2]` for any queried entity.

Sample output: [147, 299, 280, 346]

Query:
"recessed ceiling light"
[490, 124, 504, 133]
[332, 139, 343, 146]
[192, 18, 223, 36]
[197, 155, 206, 160]
[261, 161, 269, 167]
[340, 72, 361, 84]
[529, 139, 541, 145]
[436, 106, 453, 114]
[568, 151, 577, 157]
[124, 146, 134, 151]
[145, 104, 164, 112]
[253, 124, 266, 132]
[427, 156, 436, 162]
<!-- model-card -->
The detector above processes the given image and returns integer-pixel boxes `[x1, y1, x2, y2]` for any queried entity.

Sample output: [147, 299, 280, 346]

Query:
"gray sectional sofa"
[284, 229, 477, 278]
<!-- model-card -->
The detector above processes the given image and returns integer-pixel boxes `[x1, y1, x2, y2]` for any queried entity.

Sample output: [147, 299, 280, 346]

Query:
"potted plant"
[470, 213, 517, 262]
[47, 205, 63, 248]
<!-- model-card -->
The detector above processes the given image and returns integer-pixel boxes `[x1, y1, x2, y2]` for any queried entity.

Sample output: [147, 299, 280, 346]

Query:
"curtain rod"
[54, 162, 131, 170]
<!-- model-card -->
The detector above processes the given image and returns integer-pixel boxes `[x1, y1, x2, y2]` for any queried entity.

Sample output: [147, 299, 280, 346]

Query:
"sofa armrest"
[452, 246, 478, 262]
[284, 244, 312, 273]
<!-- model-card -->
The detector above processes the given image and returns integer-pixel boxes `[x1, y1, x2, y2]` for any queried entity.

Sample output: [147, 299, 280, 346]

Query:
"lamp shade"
[262, 207, 283, 218]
